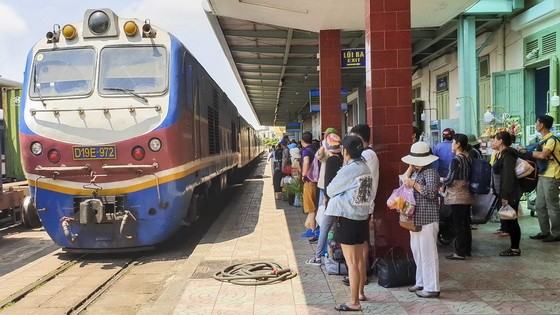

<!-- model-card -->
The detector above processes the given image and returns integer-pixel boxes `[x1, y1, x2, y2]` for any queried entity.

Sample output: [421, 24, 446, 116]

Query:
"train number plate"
[73, 146, 117, 160]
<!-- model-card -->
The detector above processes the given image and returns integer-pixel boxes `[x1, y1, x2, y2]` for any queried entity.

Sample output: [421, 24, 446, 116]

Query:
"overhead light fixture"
[455, 96, 474, 113]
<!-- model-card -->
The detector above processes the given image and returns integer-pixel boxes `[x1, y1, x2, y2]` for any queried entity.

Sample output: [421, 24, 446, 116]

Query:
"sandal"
[493, 229, 503, 234]
[334, 303, 361, 312]
[499, 249, 521, 256]
[445, 254, 465, 260]
[499, 232, 510, 237]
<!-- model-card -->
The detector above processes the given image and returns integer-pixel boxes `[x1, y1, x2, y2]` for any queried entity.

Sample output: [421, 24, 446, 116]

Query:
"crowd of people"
[267, 115, 560, 309]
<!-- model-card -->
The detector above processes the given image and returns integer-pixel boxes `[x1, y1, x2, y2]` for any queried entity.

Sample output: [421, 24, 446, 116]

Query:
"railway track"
[0, 253, 142, 314]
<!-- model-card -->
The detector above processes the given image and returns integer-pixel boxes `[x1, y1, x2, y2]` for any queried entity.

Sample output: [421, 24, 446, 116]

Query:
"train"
[19, 9, 262, 250]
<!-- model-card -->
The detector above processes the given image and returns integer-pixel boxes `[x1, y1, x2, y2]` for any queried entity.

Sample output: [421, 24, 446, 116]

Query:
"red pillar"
[319, 30, 342, 134]
[365, 0, 413, 251]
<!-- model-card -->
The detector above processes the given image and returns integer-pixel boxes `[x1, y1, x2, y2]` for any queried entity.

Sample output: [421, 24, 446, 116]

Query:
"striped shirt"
[442, 153, 471, 187]
[411, 167, 440, 226]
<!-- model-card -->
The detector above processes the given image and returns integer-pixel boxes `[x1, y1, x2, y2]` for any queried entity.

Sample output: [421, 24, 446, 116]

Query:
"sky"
[0, 0, 259, 127]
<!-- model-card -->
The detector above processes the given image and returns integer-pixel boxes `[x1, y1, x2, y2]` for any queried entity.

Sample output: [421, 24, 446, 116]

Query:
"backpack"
[534, 135, 560, 174]
[304, 147, 319, 182]
[470, 158, 491, 195]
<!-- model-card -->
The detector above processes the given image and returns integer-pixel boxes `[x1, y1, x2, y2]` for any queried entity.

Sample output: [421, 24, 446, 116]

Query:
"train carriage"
[19, 9, 261, 250]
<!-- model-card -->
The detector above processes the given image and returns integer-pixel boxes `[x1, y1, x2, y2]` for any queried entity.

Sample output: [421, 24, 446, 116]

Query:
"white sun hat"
[401, 141, 439, 166]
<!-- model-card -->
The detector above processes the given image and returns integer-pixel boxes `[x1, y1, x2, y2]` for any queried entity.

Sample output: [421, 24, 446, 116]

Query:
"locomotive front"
[20, 9, 188, 250]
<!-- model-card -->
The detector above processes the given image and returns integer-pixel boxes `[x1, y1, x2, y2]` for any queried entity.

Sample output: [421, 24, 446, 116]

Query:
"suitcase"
[471, 194, 499, 224]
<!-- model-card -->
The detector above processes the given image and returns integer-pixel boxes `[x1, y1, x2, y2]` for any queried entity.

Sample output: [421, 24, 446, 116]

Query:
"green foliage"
[284, 177, 303, 195]
[263, 137, 279, 148]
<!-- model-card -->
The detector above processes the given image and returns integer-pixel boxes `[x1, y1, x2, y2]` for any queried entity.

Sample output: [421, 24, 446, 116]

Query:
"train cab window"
[99, 46, 167, 95]
[30, 48, 95, 98]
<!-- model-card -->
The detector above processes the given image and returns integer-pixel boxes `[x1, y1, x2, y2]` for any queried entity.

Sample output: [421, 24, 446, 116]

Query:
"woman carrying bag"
[491, 131, 522, 256]
[401, 141, 441, 298]
[325, 135, 372, 311]
[442, 133, 473, 260]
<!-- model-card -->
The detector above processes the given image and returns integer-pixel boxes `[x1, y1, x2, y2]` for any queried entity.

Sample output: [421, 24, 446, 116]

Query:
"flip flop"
[334, 303, 361, 312]
[359, 296, 367, 301]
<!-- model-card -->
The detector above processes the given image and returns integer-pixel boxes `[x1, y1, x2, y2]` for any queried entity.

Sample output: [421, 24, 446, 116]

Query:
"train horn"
[142, 19, 157, 38]
[46, 24, 61, 43]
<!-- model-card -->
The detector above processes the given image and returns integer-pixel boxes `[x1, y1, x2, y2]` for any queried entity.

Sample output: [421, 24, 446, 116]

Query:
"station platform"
[170, 157, 560, 314]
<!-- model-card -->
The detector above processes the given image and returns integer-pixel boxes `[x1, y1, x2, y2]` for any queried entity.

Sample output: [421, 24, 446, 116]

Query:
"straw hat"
[401, 142, 439, 166]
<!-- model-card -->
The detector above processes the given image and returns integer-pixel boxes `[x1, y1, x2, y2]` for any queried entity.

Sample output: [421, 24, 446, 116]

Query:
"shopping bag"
[325, 257, 348, 275]
[498, 204, 517, 220]
[386, 185, 416, 219]
[375, 247, 416, 288]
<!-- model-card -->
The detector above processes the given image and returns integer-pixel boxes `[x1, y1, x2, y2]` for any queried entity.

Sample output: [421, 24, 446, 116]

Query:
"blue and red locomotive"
[19, 9, 262, 250]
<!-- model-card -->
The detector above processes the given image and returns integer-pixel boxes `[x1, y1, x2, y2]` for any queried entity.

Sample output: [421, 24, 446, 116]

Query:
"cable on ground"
[213, 261, 297, 285]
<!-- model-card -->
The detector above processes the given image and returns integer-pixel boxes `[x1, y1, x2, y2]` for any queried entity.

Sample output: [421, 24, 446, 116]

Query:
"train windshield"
[30, 48, 95, 98]
[99, 46, 167, 95]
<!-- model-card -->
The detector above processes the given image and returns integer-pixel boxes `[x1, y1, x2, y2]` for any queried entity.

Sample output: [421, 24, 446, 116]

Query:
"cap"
[323, 127, 338, 135]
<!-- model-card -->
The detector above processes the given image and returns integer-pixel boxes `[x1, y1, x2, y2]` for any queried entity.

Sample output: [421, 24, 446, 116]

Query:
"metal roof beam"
[230, 45, 318, 53]
[224, 29, 317, 39]
[275, 28, 294, 125]
[237, 58, 319, 66]
[412, 20, 458, 57]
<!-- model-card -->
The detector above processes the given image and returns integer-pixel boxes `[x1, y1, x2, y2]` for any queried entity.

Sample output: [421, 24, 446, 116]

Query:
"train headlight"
[123, 21, 138, 36]
[88, 10, 110, 35]
[62, 24, 77, 40]
[48, 149, 61, 163]
[132, 146, 145, 161]
[30, 142, 43, 155]
[148, 138, 162, 152]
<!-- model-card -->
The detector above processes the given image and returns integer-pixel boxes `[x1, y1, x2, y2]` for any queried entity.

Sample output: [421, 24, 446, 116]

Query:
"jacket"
[493, 146, 521, 204]
[325, 158, 372, 221]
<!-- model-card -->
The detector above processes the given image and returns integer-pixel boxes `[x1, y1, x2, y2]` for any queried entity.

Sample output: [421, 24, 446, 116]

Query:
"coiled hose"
[213, 261, 297, 285]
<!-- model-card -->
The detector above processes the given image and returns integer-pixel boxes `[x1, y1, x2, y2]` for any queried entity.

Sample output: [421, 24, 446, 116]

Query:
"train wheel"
[22, 196, 42, 228]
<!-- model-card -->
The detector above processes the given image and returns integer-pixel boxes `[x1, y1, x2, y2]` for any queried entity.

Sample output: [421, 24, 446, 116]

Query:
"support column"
[457, 15, 478, 134]
[319, 30, 342, 134]
[365, 0, 412, 250]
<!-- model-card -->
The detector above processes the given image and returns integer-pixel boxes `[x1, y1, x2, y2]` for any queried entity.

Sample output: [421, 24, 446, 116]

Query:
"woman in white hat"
[401, 141, 441, 298]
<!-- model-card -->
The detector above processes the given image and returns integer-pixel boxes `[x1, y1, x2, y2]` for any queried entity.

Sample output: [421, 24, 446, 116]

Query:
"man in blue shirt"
[432, 128, 456, 178]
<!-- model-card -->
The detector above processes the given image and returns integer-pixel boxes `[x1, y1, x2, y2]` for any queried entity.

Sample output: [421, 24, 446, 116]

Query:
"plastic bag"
[498, 204, 517, 220]
[280, 175, 293, 187]
[386, 185, 416, 219]
[306, 156, 320, 182]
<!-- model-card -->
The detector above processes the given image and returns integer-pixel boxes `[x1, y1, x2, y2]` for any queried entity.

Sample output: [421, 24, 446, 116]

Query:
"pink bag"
[306, 156, 320, 182]
[386, 185, 416, 219]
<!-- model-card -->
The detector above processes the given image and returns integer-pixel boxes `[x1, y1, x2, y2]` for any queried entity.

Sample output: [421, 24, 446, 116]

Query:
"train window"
[99, 46, 167, 95]
[30, 48, 95, 98]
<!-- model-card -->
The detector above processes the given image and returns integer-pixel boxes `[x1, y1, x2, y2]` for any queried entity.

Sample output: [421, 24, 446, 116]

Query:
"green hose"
[213, 261, 297, 285]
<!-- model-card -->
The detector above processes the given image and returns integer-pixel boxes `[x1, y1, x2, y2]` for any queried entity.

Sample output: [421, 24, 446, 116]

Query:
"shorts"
[335, 217, 369, 245]
[303, 181, 318, 214]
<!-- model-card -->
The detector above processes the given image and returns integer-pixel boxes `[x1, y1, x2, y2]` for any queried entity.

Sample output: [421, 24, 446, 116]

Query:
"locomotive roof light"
[142, 20, 157, 38]
[132, 146, 145, 161]
[88, 10, 110, 35]
[148, 138, 162, 152]
[123, 21, 138, 36]
[31, 142, 43, 156]
[46, 24, 61, 43]
[62, 24, 77, 40]
[82, 9, 118, 38]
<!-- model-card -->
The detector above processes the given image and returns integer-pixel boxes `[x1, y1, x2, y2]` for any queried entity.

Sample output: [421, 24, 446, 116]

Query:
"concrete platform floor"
[171, 158, 560, 314]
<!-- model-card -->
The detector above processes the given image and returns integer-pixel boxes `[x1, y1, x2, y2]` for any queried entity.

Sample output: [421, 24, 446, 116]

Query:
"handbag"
[498, 204, 517, 220]
[444, 180, 472, 205]
[375, 247, 416, 288]
[325, 257, 348, 275]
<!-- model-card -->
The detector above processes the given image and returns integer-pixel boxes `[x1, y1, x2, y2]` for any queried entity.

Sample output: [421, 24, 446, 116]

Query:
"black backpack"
[470, 157, 492, 195]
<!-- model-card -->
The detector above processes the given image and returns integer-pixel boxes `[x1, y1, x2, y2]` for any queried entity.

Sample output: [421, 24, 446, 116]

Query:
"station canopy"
[206, 0, 504, 126]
